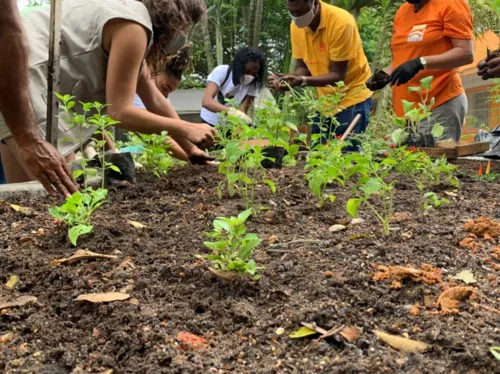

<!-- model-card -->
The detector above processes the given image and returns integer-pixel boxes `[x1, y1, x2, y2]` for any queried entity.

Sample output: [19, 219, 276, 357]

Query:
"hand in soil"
[16, 136, 78, 197]
[185, 123, 217, 150]
[188, 148, 216, 165]
[366, 70, 390, 91]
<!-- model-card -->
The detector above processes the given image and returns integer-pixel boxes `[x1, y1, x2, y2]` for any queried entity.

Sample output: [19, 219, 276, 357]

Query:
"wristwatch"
[301, 76, 307, 87]
[419, 57, 428, 70]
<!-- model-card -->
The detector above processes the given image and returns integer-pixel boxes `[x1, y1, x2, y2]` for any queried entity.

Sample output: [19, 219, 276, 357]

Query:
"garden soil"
[0, 160, 499, 373]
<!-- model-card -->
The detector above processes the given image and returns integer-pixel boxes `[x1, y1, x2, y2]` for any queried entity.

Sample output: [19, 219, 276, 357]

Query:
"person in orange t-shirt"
[367, 0, 474, 142]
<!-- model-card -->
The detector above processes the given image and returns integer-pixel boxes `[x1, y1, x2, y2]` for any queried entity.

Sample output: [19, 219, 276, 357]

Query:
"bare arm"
[202, 82, 229, 113]
[423, 38, 474, 70]
[103, 20, 215, 148]
[283, 60, 348, 88]
[241, 96, 255, 114]
[0, 0, 77, 196]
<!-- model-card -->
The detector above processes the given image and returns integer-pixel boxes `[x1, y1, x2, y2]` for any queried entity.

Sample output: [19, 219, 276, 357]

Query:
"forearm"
[241, 96, 254, 114]
[291, 67, 311, 77]
[0, 1, 38, 143]
[164, 138, 189, 161]
[108, 105, 189, 139]
[202, 97, 228, 114]
[423, 47, 474, 70]
[145, 95, 181, 120]
[304, 72, 344, 87]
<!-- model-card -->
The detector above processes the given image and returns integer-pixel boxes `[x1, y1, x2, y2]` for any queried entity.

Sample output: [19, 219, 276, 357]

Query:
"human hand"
[188, 146, 217, 165]
[366, 70, 391, 91]
[184, 123, 217, 150]
[478, 56, 500, 80]
[390, 58, 424, 86]
[16, 136, 78, 197]
[228, 107, 251, 123]
[282, 74, 304, 88]
[268, 73, 289, 91]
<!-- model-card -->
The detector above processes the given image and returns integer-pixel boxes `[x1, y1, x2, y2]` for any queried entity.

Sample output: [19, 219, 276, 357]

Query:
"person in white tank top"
[0, 0, 217, 186]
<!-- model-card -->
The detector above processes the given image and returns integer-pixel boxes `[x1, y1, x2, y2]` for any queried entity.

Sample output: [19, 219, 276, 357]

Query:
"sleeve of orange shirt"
[290, 24, 302, 60]
[328, 17, 357, 62]
[442, 0, 473, 39]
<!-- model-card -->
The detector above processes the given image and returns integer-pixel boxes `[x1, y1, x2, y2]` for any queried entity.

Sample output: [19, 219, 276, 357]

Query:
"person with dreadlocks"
[201, 47, 267, 127]
[0, 0, 217, 187]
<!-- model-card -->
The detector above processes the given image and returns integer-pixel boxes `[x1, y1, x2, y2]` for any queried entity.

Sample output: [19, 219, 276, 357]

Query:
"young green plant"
[203, 209, 264, 279]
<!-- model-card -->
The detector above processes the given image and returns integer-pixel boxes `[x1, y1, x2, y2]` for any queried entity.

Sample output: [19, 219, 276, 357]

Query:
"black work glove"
[390, 58, 424, 86]
[366, 70, 391, 91]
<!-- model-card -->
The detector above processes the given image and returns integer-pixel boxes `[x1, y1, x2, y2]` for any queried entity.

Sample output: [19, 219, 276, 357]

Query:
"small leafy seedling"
[49, 188, 108, 246]
[203, 209, 264, 279]
[423, 192, 450, 214]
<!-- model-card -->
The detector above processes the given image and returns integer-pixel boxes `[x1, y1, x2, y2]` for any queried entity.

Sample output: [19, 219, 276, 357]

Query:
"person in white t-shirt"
[201, 47, 267, 127]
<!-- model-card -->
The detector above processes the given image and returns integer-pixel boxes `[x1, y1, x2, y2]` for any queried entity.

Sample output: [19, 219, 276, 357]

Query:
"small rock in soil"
[350, 218, 365, 225]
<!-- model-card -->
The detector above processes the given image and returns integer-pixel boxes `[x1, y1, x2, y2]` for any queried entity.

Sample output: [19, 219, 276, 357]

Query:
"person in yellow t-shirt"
[268, 0, 372, 149]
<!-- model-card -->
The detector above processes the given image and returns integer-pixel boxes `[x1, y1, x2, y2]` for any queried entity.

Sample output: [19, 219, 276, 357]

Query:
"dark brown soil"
[1, 160, 499, 373]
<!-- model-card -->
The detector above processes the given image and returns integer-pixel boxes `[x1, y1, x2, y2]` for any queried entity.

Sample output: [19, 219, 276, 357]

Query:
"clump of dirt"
[435, 286, 476, 314]
[372, 263, 442, 288]
[464, 216, 500, 239]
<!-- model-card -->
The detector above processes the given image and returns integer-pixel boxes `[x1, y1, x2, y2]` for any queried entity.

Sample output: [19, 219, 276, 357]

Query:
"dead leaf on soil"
[0, 332, 14, 344]
[449, 270, 477, 284]
[373, 264, 442, 288]
[444, 191, 458, 198]
[5, 275, 19, 289]
[128, 220, 146, 229]
[390, 212, 411, 223]
[10, 204, 32, 215]
[339, 326, 360, 343]
[0, 295, 37, 309]
[464, 217, 500, 239]
[75, 292, 130, 303]
[435, 286, 475, 314]
[289, 326, 318, 339]
[409, 304, 421, 316]
[374, 330, 430, 353]
[459, 236, 479, 253]
[176, 331, 208, 350]
[209, 267, 238, 281]
[99, 370, 113, 374]
[128, 298, 140, 305]
[52, 249, 118, 265]
[424, 295, 435, 308]
[118, 257, 135, 270]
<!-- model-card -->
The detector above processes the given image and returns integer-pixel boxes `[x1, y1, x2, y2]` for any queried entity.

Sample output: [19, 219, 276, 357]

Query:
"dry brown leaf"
[209, 267, 238, 281]
[300, 322, 329, 336]
[10, 204, 32, 215]
[424, 295, 434, 308]
[373, 264, 442, 287]
[128, 298, 140, 305]
[374, 330, 430, 353]
[128, 220, 146, 229]
[75, 292, 130, 303]
[52, 249, 118, 265]
[409, 304, 421, 316]
[435, 286, 475, 314]
[339, 326, 360, 343]
[99, 370, 113, 374]
[459, 237, 479, 252]
[492, 263, 500, 271]
[176, 331, 208, 350]
[119, 257, 135, 270]
[5, 275, 19, 289]
[391, 212, 411, 223]
[0, 332, 14, 344]
[0, 295, 37, 309]
[464, 217, 500, 239]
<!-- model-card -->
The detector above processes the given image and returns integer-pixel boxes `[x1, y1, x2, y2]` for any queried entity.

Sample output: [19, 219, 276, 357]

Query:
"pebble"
[275, 327, 285, 335]
[328, 224, 346, 232]
[350, 218, 365, 225]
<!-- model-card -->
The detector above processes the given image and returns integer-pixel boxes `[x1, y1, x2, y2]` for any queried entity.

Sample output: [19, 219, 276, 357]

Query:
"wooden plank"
[46, 0, 63, 146]
[421, 141, 490, 159]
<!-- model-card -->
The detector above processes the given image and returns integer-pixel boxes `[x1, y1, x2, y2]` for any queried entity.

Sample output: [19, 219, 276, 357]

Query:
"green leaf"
[109, 165, 121, 173]
[72, 170, 84, 179]
[392, 128, 408, 146]
[420, 76, 434, 91]
[289, 326, 318, 339]
[68, 224, 93, 246]
[264, 180, 277, 193]
[346, 198, 362, 217]
[402, 100, 415, 115]
[490, 347, 500, 361]
[408, 86, 422, 93]
[237, 209, 253, 223]
[362, 178, 383, 196]
[240, 233, 261, 259]
[431, 124, 444, 138]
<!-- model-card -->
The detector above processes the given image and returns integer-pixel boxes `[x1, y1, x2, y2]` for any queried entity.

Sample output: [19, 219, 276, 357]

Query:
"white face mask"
[290, 3, 316, 29]
[166, 31, 188, 55]
[242, 74, 255, 85]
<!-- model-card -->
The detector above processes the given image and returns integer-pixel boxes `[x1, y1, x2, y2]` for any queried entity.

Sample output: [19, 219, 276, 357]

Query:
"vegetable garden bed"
[0, 160, 499, 373]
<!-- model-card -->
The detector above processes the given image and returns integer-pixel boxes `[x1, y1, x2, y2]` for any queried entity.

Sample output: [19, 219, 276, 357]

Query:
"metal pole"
[46, 0, 63, 146]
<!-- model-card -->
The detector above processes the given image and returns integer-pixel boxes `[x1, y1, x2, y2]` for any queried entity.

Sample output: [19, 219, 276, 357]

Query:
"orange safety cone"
[478, 164, 483, 176]
[485, 161, 491, 175]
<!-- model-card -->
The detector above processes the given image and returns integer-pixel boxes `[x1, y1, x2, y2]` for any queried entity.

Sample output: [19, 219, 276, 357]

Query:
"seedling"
[474, 161, 500, 182]
[135, 131, 180, 177]
[391, 77, 445, 147]
[423, 192, 450, 214]
[49, 188, 107, 246]
[203, 209, 264, 279]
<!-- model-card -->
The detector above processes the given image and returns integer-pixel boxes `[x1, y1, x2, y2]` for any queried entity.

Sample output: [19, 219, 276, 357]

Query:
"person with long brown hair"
[0, 0, 216, 186]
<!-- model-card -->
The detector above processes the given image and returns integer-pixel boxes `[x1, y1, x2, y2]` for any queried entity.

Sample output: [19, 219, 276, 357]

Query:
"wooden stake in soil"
[340, 114, 362, 142]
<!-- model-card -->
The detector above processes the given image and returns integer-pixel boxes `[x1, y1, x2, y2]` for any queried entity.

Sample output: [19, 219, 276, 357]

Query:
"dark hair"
[139, 0, 206, 76]
[163, 42, 193, 80]
[228, 47, 267, 90]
